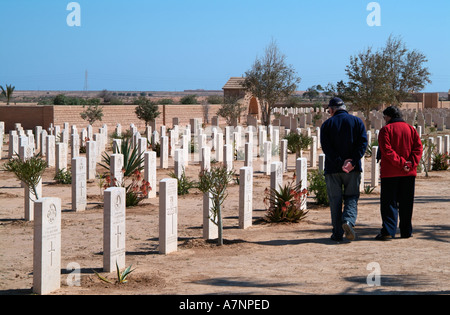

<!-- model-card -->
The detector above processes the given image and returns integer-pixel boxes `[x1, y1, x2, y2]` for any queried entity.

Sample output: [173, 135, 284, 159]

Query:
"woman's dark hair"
[383, 106, 402, 119]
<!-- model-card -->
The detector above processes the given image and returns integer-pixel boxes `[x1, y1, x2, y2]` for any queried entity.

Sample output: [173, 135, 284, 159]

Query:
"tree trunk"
[217, 202, 223, 246]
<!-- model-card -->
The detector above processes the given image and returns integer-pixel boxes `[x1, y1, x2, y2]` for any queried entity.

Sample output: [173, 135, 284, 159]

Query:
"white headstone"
[224, 144, 233, 172]
[239, 166, 253, 229]
[144, 151, 157, 198]
[295, 158, 308, 210]
[25, 179, 42, 221]
[201, 146, 211, 172]
[40, 130, 47, 157]
[182, 134, 189, 166]
[310, 136, 317, 167]
[86, 141, 97, 180]
[71, 133, 79, 158]
[263, 141, 272, 175]
[174, 149, 184, 179]
[8, 132, 19, 159]
[280, 139, 288, 172]
[270, 161, 283, 194]
[138, 137, 147, 168]
[216, 133, 223, 162]
[371, 146, 380, 187]
[110, 154, 124, 186]
[55, 142, 68, 174]
[33, 197, 61, 295]
[203, 191, 218, 240]
[160, 136, 168, 169]
[360, 156, 365, 192]
[103, 187, 126, 272]
[72, 157, 87, 212]
[159, 178, 178, 254]
[46, 135, 56, 167]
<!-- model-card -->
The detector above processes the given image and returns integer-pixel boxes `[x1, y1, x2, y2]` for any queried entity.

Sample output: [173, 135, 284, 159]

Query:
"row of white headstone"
[4, 120, 447, 295]
[30, 154, 305, 295]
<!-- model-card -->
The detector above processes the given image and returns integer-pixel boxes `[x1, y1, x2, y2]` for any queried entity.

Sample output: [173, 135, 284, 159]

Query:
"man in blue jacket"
[320, 97, 368, 242]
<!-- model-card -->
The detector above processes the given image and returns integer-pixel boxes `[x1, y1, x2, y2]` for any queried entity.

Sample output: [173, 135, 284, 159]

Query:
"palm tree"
[0, 84, 16, 105]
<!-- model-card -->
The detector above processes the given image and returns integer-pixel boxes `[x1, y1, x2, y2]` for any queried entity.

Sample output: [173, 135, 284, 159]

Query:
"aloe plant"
[99, 137, 144, 177]
[93, 262, 135, 284]
[264, 179, 309, 223]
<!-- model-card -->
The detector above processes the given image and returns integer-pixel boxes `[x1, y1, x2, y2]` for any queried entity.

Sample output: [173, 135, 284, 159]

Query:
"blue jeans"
[325, 172, 361, 239]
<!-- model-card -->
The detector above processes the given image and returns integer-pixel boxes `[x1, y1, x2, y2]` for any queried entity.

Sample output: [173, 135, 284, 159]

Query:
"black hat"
[327, 97, 345, 108]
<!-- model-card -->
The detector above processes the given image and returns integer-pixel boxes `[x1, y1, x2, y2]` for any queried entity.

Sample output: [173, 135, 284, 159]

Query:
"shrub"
[80, 104, 104, 125]
[197, 164, 235, 246]
[168, 169, 197, 195]
[307, 169, 329, 206]
[104, 170, 150, 208]
[158, 98, 174, 105]
[2, 153, 47, 199]
[206, 95, 223, 104]
[284, 132, 312, 157]
[432, 152, 450, 171]
[264, 178, 309, 223]
[180, 94, 198, 104]
[54, 168, 72, 184]
[99, 138, 148, 208]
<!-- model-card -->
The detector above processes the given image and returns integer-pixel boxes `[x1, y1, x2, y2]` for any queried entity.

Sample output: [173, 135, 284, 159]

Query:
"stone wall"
[0, 104, 246, 133]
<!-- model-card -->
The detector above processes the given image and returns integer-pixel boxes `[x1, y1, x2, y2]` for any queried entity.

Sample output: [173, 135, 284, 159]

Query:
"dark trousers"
[380, 176, 416, 238]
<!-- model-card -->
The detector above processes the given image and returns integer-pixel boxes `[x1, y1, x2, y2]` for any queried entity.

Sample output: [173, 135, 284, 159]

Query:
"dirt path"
[1, 151, 449, 295]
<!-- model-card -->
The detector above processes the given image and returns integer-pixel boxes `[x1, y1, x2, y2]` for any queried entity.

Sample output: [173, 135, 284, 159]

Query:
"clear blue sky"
[0, 0, 449, 92]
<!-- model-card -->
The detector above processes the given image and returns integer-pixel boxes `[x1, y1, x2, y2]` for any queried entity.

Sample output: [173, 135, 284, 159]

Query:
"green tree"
[339, 35, 431, 128]
[284, 132, 313, 158]
[80, 104, 104, 125]
[134, 97, 161, 126]
[382, 35, 432, 104]
[3, 154, 47, 200]
[303, 85, 323, 101]
[216, 96, 246, 126]
[0, 84, 15, 105]
[243, 40, 301, 126]
[180, 94, 198, 104]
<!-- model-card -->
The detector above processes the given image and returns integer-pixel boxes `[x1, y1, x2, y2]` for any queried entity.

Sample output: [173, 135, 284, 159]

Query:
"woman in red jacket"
[376, 106, 423, 240]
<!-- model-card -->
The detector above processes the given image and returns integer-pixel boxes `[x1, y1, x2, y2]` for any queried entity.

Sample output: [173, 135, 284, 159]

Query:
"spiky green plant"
[363, 184, 376, 194]
[168, 169, 197, 195]
[3, 154, 47, 199]
[93, 262, 135, 284]
[99, 137, 144, 177]
[264, 179, 309, 223]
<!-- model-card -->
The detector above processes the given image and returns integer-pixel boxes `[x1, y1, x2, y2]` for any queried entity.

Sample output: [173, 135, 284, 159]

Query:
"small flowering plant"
[264, 175, 309, 223]
[104, 169, 151, 207]
[432, 151, 450, 171]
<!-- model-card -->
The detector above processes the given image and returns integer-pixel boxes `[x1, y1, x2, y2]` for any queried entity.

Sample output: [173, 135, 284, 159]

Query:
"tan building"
[413, 92, 440, 108]
[222, 77, 260, 120]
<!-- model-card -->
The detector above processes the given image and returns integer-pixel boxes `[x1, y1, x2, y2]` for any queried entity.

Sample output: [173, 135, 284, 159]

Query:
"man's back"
[320, 110, 367, 175]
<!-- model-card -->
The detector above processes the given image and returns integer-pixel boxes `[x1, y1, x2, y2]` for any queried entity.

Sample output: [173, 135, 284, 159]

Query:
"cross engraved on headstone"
[48, 241, 55, 266]
[115, 226, 121, 248]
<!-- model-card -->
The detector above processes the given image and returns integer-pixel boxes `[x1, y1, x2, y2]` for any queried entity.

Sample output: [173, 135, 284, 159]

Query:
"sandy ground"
[0, 143, 449, 296]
